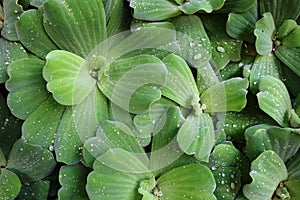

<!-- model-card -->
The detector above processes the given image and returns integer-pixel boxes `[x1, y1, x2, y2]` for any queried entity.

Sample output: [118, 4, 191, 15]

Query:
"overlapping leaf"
[275, 46, 300, 77]
[16, 180, 50, 200]
[178, 0, 224, 14]
[0, 169, 21, 199]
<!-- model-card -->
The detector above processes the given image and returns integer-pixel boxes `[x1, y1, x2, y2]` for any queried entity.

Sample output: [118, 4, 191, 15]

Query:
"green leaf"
[43, 50, 97, 105]
[7, 139, 56, 182]
[250, 54, 282, 94]
[277, 19, 298, 38]
[254, 12, 276, 55]
[177, 113, 215, 162]
[16, 9, 58, 59]
[216, 0, 256, 13]
[6, 58, 49, 120]
[285, 179, 300, 199]
[200, 78, 249, 113]
[260, 0, 300, 28]
[22, 97, 65, 149]
[0, 38, 28, 83]
[275, 46, 300, 77]
[286, 151, 300, 180]
[87, 160, 150, 200]
[226, 3, 258, 43]
[245, 125, 300, 162]
[178, 0, 224, 14]
[257, 76, 292, 127]
[42, 0, 106, 57]
[98, 55, 167, 114]
[0, 148, 6, 167]
[243, 151, 288, 200]
[157, 164, 216, 200]
[129, 0, 181, 21]
[196, 62, 220, 94]
[30, 0, 47, 7]
[1, 0, 23, 41]
[282, 26, 300, 48]
[161, 54, 199, 108]
[16, 180, 50, 200]
[58, 164, 90, 200]
[0, 169, 21, 199]
[171, 15, 212, 68]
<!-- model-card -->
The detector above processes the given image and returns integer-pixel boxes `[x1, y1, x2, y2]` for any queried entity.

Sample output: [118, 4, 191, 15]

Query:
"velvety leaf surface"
[43, 50, 96, 105]
[6, 58, 49, 120]
[200, 78, 248, 113]
[16, 180, 50, 200]
[16, 9, 58, 58]
[250, 54, 282, 94]
[0, 169, 21, 199]
[257, 76, 292, 127]
[43, 0, 106, 57]
[130, 0, 181, 21]
[98, 55, 167, 114]
[254, 12, 276, 55]
[178, 0, 224, 14]
[161, 54, 199, 108]
[260, 0, 300, 28]
[1, 0, 23, 41]
[243, 151, 288, 200]
[177, 113, 215, 162]
[58, 164, 90, 200]
[226, 4, 258, 43]
[275, 46, 300, 77]
[157, 164, 216, 200]
[7, 139, 56, 182]
[216, 0, 256, 13]
[0, 38, 28, 83]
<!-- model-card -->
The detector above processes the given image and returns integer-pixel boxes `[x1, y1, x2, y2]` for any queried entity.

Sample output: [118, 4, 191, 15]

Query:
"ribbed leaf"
[257, 76, 292, 127]
[161, 54, 199, 108]
[30, 0, 47, 7]
[243, 151, 288, 200]
[0, 169, 21, 199]
[254, 12, 276, 55]
[98, 55, 167, 114]
[260, 0, 300, 28]
[250, 54, 282, 94]
[43, 0, 106, 57]
[171, 15, 212, 68]
[130, 0, 181, 21]
[177, 113, 215, 162]
[275, 46, 300, 77]
[197, 62, 220, 94]
[6, 58, 49, 120]
[216, 0, 256, 13]
[1, 0, 23, 41]
[286, 151, 300, 180]
[226, 4, 258, 43]
[16, 9, 58, 58]
[16, 180, 50, 200]
[285, 179, 300, 199]
[58, 164, 90, 200]
[0, 38, 28, 83]
[157, 164, 216, 200]
[7, 139, 56, 182]
[200, 78, 249, 113]
[178, 0, 224, 14]
[282, 26, 300, 48]
[43, 50, 96, 105]
[277, 20, 298, 38]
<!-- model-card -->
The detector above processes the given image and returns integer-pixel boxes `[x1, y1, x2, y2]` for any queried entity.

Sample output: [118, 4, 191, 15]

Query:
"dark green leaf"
[0, 38, 28, 83]
[200, 78, 249, 113]
[286, 151, 300, 180]
[6, 58, 49, 120]
[178, 0, 224, 14]
[16, 9, 58, 58]
[58, 164, 90, 200]
[196, 62, 220, 94]
[254, 12, 276, 55]
[0, 169, 21, 199]
[282, 26, 300, 48]
[0, 148, 6, 167]
[275, 46, 300, 77]
[210, 143, 243, 168]
[130, 0, 181, 21]
[285, 179, 300, 199]
[43, 0, 106, 57]
[243, 151, 288, 200]
[16, 180, 50, 200]
[43, 50, 96, 106]
[177, 113, 215, 162]
[7, 139, 56, 182]
[277, 19, 298, 38]
[216, 0, 256, 13]
[257, 76, 292, 127]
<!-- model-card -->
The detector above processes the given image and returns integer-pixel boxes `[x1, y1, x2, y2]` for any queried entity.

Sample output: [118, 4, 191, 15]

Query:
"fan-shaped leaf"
[275, 46, 300, 77]
[0, 169, 21, 199]
[178, 0, 224, 14]
[130, 0, 181, 21]
[7, 139, 56, 182]
[16, 9, 58, 58]
[282, 26, 300, 48]
[16, 180, 50, 200]
[43, 50, 96, 106]
[286, 151, 300, 180]
[216, 0, 256, 13]
[243, 151, 288, 200]
[257, 76, 292, 127]
[254, 12, 276, 55]
[43, 0, 106, 57]
[277, 20, 298, 38]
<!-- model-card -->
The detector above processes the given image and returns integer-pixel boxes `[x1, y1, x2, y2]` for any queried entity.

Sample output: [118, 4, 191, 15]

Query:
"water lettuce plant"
[1, 0, 300, 199]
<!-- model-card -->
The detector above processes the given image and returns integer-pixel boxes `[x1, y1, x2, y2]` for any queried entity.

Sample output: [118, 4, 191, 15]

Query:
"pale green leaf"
[277, 19, 298, 38]
[0, 169, 21, 199]
[275, 46, 300, 77]
[282, 26, 300, 48]
[178, 0, 224, 14]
